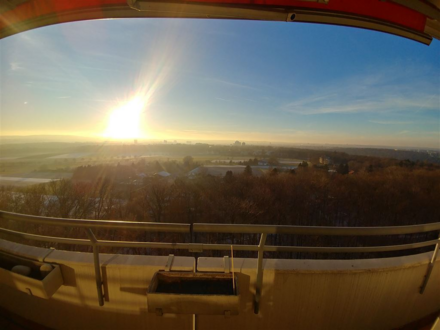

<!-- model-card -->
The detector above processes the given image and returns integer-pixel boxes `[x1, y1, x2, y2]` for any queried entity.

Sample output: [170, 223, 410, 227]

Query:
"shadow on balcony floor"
[394, 311, 439, 330]
[0, 306, 52, 330]
[0, 302, 437, 330]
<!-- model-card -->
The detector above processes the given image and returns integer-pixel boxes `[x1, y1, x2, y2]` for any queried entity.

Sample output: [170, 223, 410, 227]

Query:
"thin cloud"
[215, 96, 258, 104]
[10, 62, 24, 71]
[216, 97, 233, 102]
[281, 65, 439, 115]
[284, 93, 337, 109]
[204, 78, 260, 91]
[369, 120, 413, 125]
[283, 92, 438, 115]
[92, 99, 112, 103]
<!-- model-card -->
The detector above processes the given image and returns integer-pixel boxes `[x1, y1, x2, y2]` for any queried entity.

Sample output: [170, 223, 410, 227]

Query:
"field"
[0, 142, 307, 186]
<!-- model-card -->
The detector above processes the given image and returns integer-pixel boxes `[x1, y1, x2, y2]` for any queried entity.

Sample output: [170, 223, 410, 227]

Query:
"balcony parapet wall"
[0, 239, 438, 330]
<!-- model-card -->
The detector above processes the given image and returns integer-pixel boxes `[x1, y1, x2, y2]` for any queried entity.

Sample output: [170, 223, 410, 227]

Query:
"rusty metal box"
[147, 271, 239, 315]
[0, 252, 63, 299]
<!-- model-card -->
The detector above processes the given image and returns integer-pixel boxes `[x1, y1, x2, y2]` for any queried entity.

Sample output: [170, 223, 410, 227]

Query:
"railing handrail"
[2, 210, 440, 236]
[193, 222, 440, 236]
[0, 210, 190, 233]
[1, 227, 439, 254]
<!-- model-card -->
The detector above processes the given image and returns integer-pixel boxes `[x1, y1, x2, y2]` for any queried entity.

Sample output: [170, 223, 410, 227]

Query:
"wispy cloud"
[10, 62, 24, 71]
[368, 120, 413, 125]
[91, 99, 113, 102]
[216, 97, 233, 103]
[203, 78, 260, 91]
[283, 92, 438, 115]
[281, 66, 439, 115]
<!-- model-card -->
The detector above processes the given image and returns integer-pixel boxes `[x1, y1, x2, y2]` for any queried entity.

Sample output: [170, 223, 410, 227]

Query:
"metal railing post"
[254, 233, 267, 314]
[420, 234, 440, 294]
[86, 228, 105, 306]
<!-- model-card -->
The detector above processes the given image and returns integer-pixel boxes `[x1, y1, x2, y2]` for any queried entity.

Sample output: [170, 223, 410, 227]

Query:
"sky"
[0, 18, 439, 148]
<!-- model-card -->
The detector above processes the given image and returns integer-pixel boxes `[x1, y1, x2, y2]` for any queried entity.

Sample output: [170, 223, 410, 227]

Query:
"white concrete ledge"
[197, 252, 435, 273]
[0, 239, 54, 262]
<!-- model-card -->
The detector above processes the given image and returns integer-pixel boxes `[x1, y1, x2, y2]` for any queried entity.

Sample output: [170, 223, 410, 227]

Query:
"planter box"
[147, 271, 239, 315]
[0, 252, 63, 299]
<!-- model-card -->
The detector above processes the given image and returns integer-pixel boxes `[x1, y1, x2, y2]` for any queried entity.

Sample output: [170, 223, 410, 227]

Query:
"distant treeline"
[332, 147, 440, 164]
[2, 141, 438, 164]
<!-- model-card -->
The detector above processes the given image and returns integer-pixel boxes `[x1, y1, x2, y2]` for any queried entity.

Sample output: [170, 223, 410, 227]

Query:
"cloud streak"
[368, 120, 412, 125]
[281, 66, 439, 115]
[10, 62, 24, 71]
[203, 77, 260, 91]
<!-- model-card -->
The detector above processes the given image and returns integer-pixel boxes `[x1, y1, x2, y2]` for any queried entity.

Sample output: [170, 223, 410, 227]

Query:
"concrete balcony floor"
[0, 305, 438, 330]
[0, 306, 51, 330]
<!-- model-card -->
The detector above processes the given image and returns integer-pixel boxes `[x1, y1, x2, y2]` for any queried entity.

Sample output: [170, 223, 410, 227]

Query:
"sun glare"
[104, 96, 145, 139]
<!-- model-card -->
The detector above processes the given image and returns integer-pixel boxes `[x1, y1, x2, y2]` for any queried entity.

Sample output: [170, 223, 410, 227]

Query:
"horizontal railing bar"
[1, 227, 438, 254]
[96, 240, 259, 251]
[2, 211, 440, 236]
[193, 223, 440, 236]
[0, 227, 258, 251]
[0, 211, 190, 233]
[0, 227, 91, 246]
[262, 239, 440, 253]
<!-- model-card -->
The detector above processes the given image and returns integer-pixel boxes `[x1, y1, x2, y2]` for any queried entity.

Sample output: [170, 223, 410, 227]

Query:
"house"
[319, 156, 332, 165]
[155, 171, 171, 177]
[188, 165, 264, 177]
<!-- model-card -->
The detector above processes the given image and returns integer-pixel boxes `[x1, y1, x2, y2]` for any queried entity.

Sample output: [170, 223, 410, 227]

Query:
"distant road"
[0, 172, 73, 186]
[0, 177, 59, 186]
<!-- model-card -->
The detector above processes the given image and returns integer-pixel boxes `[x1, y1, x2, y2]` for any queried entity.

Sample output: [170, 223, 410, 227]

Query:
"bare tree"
[48, 179, 76, 218]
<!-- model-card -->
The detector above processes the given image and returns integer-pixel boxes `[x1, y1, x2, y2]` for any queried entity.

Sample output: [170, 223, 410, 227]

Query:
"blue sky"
[1, 18, 439, 148]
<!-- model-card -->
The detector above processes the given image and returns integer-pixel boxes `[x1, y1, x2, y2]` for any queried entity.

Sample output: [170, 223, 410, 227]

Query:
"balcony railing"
[1, 210, 439, 313]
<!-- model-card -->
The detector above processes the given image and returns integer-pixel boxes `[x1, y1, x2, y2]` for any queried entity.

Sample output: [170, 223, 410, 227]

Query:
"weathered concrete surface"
[197, 254, 440, 330]
[0, 240, 194, 330]
[0, 239, 438, 330]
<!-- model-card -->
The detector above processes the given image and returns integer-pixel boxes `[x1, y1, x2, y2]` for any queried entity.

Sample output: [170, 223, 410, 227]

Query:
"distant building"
[155, 171, 171, 177]
[319, 156, 332, 165]
[258, 159, 269, 166]
[234, 141, 241, 146]
[188, 165, 264, 177]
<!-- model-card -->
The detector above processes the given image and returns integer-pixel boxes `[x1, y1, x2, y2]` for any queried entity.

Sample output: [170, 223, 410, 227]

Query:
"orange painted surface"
[0, 0, 427, 33]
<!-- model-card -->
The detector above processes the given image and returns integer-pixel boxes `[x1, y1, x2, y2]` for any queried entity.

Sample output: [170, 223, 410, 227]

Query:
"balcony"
[0, 210, 439, 330]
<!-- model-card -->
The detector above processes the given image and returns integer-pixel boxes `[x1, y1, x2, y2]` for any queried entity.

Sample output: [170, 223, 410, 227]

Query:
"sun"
[104, 96, 145, 139]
